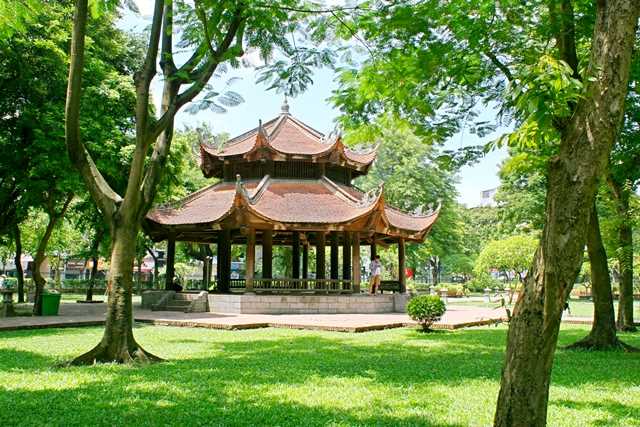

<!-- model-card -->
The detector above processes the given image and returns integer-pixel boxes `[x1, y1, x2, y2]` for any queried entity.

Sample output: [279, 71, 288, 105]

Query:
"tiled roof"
[146, 177, 439, 240]
[200, 113, 377, 167]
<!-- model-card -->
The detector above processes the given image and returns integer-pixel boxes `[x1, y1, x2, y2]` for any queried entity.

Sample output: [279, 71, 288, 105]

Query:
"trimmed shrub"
[407, 295, 446, 331]
[439, 283, 467, 297]
[466, 273, 502, 293]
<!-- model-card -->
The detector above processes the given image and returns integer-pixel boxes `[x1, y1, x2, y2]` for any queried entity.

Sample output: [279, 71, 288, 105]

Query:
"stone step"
[173, 293, 199, 301]
[164, 305, 190, 312]
[168, 299, 192, 306]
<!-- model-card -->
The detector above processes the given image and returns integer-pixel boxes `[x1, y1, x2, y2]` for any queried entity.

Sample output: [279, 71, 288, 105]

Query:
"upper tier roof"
[199, 104, 377, 178]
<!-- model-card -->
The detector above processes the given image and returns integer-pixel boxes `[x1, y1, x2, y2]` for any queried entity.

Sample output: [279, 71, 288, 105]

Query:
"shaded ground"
[0, 325, 638, 426]
[1, 301, 508, 332]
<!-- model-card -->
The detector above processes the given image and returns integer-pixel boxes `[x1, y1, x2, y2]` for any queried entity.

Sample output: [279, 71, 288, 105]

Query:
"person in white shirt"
[369, 255, 382, 294]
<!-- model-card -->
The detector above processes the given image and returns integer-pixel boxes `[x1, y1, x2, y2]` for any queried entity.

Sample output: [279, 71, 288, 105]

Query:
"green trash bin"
[41, 293, 62, 316]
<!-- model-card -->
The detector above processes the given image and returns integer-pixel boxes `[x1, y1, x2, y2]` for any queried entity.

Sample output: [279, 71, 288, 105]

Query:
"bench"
[379, 281, 401, 293]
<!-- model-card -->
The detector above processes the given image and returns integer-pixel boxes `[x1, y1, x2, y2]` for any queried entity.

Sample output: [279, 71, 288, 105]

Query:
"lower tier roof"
[144, 176, 439, 243]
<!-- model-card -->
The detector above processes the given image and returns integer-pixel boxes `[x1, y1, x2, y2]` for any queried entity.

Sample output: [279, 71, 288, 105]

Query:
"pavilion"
[144, 101, 439, 294]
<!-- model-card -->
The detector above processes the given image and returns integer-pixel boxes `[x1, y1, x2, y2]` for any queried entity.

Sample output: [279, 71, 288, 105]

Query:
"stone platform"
[0, 302, 509, 333]
[208, 293, 410, 314]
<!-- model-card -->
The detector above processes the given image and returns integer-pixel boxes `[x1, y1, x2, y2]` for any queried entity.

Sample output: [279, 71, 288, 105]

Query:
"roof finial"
[281, 94, 290, 115]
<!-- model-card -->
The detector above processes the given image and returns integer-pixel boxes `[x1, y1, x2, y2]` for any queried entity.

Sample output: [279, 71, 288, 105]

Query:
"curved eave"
[144, 178, 440, 243]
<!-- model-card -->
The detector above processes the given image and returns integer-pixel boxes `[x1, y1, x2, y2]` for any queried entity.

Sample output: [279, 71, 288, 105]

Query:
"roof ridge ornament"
[412, 199, 442, 217]
[281, 95, 290, 115]
[235, 174, 251, 203]
[356, 182, 384, 208]
[256, 119, 270, 146]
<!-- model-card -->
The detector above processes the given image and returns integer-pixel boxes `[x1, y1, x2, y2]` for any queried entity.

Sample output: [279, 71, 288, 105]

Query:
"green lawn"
[450, 298, 640, 318]
[0, 325, 638, 426]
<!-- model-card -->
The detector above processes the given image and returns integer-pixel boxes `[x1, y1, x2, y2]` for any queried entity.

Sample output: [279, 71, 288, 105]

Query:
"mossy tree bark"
[566, 204, 636, 350]
[493, 1, 639, 426]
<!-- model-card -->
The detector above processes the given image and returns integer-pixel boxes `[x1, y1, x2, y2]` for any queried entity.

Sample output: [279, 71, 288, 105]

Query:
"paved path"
[0, 303, 510, 333]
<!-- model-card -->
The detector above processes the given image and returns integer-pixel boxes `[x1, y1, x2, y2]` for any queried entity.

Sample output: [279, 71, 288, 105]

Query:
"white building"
[479, 188, 497, 207]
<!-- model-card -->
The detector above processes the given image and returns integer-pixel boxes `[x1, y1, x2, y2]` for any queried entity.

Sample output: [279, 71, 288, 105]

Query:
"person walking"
[369, 255, 382, 294]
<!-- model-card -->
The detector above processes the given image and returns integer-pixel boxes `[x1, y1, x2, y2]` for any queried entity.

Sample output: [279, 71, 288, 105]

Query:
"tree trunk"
[567, 204, 635, 350]
[32, 215, 59, 315]
[85, 228, 102, 302]
[493, 2, 639, 426]
[430, 257, 439, 285]
[616, 194, 635, 331]
[14, 224, 25, 303]
[70, 223, 161, 364]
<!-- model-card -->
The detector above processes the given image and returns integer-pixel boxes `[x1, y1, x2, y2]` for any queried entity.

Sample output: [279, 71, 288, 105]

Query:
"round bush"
[407, 295, 446, 331]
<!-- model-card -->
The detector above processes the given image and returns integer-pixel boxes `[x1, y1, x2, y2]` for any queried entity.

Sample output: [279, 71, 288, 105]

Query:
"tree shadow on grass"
[0, 382, 466, 426]
[1, 326, 639, 426]
[552, 399, 640, 427]
[0, 348, 59, 371]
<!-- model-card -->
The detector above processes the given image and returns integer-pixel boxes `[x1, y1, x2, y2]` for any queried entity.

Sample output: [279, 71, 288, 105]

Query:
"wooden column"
[206, 245, 213, 287]
[398, 238, 406, 293]
[370, 240, 377, 259]
[292, 231, 300, 279]
[218, 229, 231, 293]
[342, 231, 351, 280]
[302, 244, 309, 279]
[352, 232, 360, 293]
[330, 232, 339, 280]
[262, 229, 273, 279]
[316, 232, 326, 279]
[245, 228, 255, 292]
[165, 235, 175, 290]
[202, 246, 209, 290]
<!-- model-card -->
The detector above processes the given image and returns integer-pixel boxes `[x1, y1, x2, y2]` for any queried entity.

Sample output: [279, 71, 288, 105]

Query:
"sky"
[120, 2, 508, 207]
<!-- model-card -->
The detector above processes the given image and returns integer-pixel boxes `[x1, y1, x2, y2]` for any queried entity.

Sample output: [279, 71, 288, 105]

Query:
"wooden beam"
[165, 235, 175, 290]
[352, 232, 360, 293]
[245, 228, 255, 292]
[330, 231, 339, 280]
[398, 238, 406, 293]
[316, 232, 326, 279]
[262, 229, 273, 279]
[292, 231, 300, 279]
[342, 231, 351, 280]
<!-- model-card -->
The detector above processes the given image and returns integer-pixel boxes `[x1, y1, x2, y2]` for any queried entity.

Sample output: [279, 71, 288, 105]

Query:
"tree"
[474, 235, 538, 283]
[351, 116, 462, 283]
[0, 1, 141, 312]
[607, 88, 640, 331]
[63, 0, 334, 364]
[494, 152, 548, 234]
[329, 0, 639, 424]
[567, 204, 636, 350]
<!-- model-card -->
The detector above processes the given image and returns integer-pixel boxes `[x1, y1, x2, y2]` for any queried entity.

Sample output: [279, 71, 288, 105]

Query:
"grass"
[0, 325, 638, 426]
[450, 298, 640, 318]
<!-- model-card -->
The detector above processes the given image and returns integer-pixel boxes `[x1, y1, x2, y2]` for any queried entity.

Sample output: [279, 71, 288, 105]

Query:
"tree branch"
[123, 0, 165, 213]
[140, 6, 246, 213]
[548, 0, 580, 78]
[64, 0, 120, 220]
[484, 50, 514, 82]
